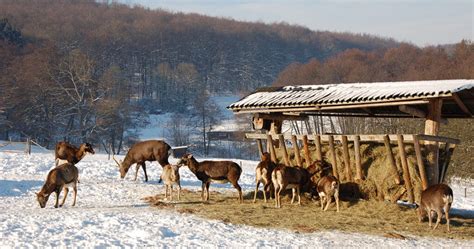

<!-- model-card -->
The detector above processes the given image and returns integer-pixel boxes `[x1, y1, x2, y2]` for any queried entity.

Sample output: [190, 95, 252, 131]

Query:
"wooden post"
[424, 98, 443, 186]
[302, 135, 312, 167]
[397, 135, 415, 204]
[279, 134, 292, 166]
[267, 134, 277, 163]
[328, 135, 339, 180]
[25, 138, 31, 155]
[413, 135, 428, 190]
[354, 135, 363, 180]
[256, 139, 264, 157]
[291, 135, 303, 166]
[440, 143, 454, 183]
[314, 134, 323, 161]
[341, 135, 352, 182]
[383, 135, 401, 185]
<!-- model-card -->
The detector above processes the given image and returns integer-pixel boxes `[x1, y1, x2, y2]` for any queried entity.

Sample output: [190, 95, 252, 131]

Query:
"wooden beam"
[399, 105, 426, 118]
[353, 135, 363, 181]
[314, 134, 323, 161]
[266, 134, 277, 163]
[254, 113, 308, 121]
[383, 135, 401, 185]
[424, 98, 443, 186]
[341, 135, 352, 182]
[413, 135, 428, 191]
[328, 135, 339, 180]
[279, 134, 292, 166]
[256, 139, 264, 157]
[452, 93, 473, 117]
[302, 135, 312, 167]
[291, 135, 303, 166]
[440, 143, 455, 183]
[397, 135, 415, 204]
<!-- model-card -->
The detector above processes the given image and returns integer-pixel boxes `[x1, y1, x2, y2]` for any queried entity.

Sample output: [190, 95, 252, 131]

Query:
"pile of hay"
[275, 141, 428, 203]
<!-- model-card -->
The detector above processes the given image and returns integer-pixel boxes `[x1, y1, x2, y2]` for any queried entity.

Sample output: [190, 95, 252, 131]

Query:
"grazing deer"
[113, 140, 171, 182]
[160, 164, 181, 201]
[271, 164, 311, 208]
[253, 152, 277, 203]
[36, 162, 79, 208]
[416, 183, 453, 232]
[55, 141, 95, 166]
[178, 153, 243, 203]
[316, 175, 340, 212]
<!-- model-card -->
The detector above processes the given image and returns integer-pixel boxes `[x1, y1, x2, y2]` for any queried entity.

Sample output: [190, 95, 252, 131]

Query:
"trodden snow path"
[0, 150, 472, 247]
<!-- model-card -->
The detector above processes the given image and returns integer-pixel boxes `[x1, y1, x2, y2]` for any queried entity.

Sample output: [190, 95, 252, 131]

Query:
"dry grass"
[145, 190, 474, 240]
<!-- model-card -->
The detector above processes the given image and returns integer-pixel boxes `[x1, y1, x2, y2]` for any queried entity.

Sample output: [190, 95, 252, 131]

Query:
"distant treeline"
[0, 0, 397, 149]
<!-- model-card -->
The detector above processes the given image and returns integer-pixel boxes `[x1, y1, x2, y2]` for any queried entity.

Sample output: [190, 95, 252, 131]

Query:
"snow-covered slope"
[0, 148, 472, 247]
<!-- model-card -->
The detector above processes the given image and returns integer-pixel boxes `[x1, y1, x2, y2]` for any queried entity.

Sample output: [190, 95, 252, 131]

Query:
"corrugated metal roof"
[228, 80, 474, 115]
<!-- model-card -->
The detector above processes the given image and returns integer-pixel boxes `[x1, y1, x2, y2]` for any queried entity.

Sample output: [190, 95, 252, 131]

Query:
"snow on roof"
[228, 79, 474, 117]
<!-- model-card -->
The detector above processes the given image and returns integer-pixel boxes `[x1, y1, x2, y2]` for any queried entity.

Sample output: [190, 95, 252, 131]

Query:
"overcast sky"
[124, 0, 473, 46]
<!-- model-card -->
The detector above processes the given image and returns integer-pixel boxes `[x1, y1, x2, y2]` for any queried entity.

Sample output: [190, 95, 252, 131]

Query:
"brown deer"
[178, 153, 243, 203]
[271, 164, 312, 208]
[36, 162, 79, 208]
[113, 140, 171, 182]
[55, 141, 95, 166]
[316, 175, 340, 212]
[160, 164, 181, 201]
[416, 183, 453, 232]
[253, 152, 277, 203]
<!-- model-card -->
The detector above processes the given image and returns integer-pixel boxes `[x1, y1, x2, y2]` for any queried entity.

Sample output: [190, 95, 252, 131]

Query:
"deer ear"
[187, 154, 193, 159]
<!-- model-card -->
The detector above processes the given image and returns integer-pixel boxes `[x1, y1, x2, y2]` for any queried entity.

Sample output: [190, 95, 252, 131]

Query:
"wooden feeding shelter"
[227, 79, 474, 203]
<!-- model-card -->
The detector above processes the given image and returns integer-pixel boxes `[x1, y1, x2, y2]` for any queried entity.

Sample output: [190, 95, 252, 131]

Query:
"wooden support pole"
[413, 135, 428, 190]
[328, 135, 339, 180]
[440, 143, 454, 183]
[341, 135, 352, 182]
[256, 139, 264, 157]
[302, 135, 312, 167]
[267, 134, 277, 163]
[397, 135, 415, 204]
[383, 135, 401, 185]
[291, 135, 303, 166]
[279, 134, 292, 166]
[354, 135, 363, 181]
[424, 98, 442, 186]
[314, 134, 323, 161]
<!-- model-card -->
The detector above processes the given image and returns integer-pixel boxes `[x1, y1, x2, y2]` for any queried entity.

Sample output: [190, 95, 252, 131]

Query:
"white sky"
[123, 0, 473, 47]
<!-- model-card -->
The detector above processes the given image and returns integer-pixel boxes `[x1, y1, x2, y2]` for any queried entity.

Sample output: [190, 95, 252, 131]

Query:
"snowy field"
[0, 142, 473, 248]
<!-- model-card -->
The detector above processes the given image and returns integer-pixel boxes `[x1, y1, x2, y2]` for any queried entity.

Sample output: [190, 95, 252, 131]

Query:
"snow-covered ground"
[0, 143, 473, 247]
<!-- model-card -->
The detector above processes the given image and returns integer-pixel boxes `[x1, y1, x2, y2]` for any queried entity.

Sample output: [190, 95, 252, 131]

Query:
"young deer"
[271, 164, 311, 208]
[253, 152, 276, 203]
[55, 141, 95, 166]
[160, 164, 181, 201]
[316, 175, 340, 212]
[416, 183, 453, 232]
[36, 162, 79, 208]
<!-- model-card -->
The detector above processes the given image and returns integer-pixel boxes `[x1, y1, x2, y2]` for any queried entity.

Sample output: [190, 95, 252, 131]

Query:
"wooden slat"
[354, 135, 363, 181]
[267, 134, 277, 163]
[342, 135, 352, 182]
[302, 135, 312, 167]
[397, 135, 415, 204]
[291, 135, 303, 166]
[452, 93, 473, 117]
[413, 135, 428, 190]
[256, 139, 264, 157]
[384, 135, 401, 185]
[440, 143, 455, 183]
[314, 134, 323, 161]
[424, 98, 443, 186]
[328, 135, 339, 180]
[279, 134, 291, 166]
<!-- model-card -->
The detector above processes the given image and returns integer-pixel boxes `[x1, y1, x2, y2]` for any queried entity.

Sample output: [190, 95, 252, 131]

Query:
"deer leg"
[291, 188, 296, 204]
[134, 164, 140, 181]
[205, 182, 211, 201]
[201, 182, 205, 201]
[444, 203, 450, 232]
[253, 181, 260, 203]
[232, 181, 243, 203]
[319, 196, 325, 210]
[72, 185, 77, 206]
[54, 190, 60, 208]
[324, 195, 332, 211]
[263, 183, 268, 203]
[142, 163, 148, 182]
[177, 183, 181, 201]
[433, 209, 442, 230]
[297, 186, 301, 206]
[169, 185, 173, 201]
[274, 185, 280, 208]
[59, 187, 69, 207]
[428, 209, 433, 228]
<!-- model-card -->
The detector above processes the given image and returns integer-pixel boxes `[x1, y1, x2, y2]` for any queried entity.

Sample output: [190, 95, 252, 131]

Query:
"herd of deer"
[35, 140, 454, 232]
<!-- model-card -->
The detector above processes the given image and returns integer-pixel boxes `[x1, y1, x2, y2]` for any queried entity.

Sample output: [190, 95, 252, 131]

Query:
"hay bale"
[274, 140, 426, 202]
